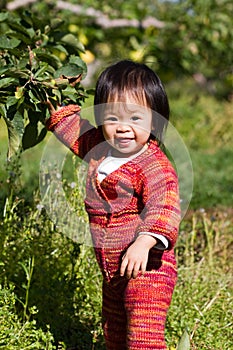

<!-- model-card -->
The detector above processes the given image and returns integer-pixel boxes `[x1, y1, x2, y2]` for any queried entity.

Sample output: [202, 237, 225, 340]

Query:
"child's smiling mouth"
[116, 137, 134, 147]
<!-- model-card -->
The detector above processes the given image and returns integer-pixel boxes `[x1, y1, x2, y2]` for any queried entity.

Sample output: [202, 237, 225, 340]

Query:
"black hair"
[94, 59, 170, 143]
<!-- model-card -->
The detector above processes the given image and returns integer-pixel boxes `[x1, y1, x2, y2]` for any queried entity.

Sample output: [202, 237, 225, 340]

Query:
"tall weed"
[0, 284, 55, 349]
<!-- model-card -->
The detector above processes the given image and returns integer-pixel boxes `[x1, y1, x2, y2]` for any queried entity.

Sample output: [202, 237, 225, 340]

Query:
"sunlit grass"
[166, 208, 233, 349]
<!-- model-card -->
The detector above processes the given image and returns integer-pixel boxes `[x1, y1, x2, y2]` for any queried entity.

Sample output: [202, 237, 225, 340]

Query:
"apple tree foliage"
[46, 0, 232, 98]
[0, 10, 88, 158]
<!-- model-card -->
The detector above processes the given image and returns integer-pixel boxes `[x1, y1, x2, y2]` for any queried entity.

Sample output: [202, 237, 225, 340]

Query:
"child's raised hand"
[120, 235, 157, 279]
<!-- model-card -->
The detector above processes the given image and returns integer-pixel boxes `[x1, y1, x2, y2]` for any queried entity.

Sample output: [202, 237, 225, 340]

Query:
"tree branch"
[7, 0, 165, 29]
[56, 1, 165, 29]
[7, 0, 36, 10]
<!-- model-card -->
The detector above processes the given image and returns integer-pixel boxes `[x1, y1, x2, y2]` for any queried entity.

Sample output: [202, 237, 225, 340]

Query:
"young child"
[46, 60, 180, 350]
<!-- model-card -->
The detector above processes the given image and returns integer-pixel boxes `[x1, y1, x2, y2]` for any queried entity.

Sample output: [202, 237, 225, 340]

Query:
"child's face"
[102, 95, 152, 157]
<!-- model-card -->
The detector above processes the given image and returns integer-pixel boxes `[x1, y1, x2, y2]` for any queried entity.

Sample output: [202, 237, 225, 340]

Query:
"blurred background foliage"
[1, 0, 233, 98]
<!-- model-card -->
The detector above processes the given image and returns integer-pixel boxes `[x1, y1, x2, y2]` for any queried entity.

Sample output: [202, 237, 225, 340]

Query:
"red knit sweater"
[46, 105, 181, 281]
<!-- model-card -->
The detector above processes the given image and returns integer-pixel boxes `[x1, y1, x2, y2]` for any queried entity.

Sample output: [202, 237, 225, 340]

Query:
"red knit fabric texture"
[46, 104, 81, 131]
[46, 105, 180, 350]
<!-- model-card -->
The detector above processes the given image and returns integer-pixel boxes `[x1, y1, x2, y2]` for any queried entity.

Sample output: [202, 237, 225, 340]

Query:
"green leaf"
[15, 87, 24, 99]
[3, 111, 24, 159]
[54, 64, 84, 79]
[22, 123, 47, 150]
[60, 33, 85, 53]
[61, 86, 80, 103]
[50, 18, 65, 29]
[8, 31, 32, 45]
[51, 88, 61, 103]
[69, 55, 87, 73]
[0, 35, 21, 49]
[28, 86, 48, 105]
[6, 96, 18, 108]
[17, 58, 30, 70]
[0, 67, 9, 75]
[177, 330, 190, 350]
[33, 49, 61, 69]
[0, 12, 8, 22]
[0, 78, 18, 89]
[28, 90, 40, 104]
[34, 63, 50, 78]
[7, 19, 35, 39]
[22, 123, 38, 149]
[54, 44, 68, 54]
[0, 104, 6, 118]
[5, 68, 30, 80]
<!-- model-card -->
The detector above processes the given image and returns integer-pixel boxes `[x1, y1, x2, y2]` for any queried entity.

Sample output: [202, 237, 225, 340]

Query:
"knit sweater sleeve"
[135, 151, 181, 250]
[46, 104, 104, 160]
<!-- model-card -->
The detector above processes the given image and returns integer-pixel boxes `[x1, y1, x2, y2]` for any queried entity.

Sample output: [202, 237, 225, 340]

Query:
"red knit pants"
[102, 265, 177, 350]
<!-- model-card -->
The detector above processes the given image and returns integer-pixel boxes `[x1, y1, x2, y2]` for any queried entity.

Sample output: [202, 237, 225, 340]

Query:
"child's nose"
[116, 122, 131, 132]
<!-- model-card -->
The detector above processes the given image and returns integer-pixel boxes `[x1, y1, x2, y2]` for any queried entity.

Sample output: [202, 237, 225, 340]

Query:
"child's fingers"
[120, 256, 128, 276]
[120, 257, 138, 279]
[132, 261, 141, 279]
[125, 261, 135, 279]
[140, 260, 147, 275]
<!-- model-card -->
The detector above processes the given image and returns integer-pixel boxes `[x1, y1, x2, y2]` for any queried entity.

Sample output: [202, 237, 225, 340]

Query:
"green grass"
[168, 80, 233, 209]
[167, 208, 233, 349]
[190, 148, 233, 208]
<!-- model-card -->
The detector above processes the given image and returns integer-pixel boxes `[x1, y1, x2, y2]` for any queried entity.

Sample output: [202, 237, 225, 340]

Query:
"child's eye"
[104, 115, 118, 122]
[131, 115, 141, 121]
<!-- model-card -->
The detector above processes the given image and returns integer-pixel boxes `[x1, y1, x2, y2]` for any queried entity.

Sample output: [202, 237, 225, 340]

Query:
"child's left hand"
[120, 235, 157, 279]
